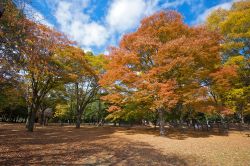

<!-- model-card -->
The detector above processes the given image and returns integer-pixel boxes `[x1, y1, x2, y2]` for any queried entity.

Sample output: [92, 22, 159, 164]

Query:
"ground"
[0, 123, 249, 165]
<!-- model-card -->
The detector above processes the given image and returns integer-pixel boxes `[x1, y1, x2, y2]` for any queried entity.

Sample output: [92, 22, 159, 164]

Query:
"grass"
[0, 123, 249, 165]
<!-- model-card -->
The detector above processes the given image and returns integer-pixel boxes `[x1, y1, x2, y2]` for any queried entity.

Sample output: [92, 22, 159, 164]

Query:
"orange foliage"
[210, 65, 238, 89]
[100, 11, 222, 114]
[107, 106, 122, 113]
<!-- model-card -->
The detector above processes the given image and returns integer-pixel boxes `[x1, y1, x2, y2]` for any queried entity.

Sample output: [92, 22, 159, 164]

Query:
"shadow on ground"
[120, 126, 230, 140]
[0, 124, 193, 165]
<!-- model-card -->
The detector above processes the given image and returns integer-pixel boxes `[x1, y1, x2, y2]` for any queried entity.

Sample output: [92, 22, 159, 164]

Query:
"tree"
[0, 81, 27, 122]
[25, 25, 72, 131]
[100, 11, 221, 135]
[1, 0, 73, 131]
[0, 0, 30, 124]
[55, 47, 102, 128]
[207, 1, 250, 59]
[84, 98, 108, 126]
[0, 0, 26, 93]
[38, 84, 67, 125]
[207, 0, 250, 124]
[224, 56, 250, 124]
[54, 103, 70, 123]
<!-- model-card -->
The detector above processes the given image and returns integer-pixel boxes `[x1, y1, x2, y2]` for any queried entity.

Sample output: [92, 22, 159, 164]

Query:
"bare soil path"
[0, 123, 249, 165]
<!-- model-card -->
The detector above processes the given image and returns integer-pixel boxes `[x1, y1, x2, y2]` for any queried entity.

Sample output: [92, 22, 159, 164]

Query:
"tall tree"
[0, 0, 31, 126]
[207, 1, 250, 59]
[100, 11, 221, 135]
[55, 47, 102, 128]
[1, 0, 71, 131]
[207, 0, 250, 124]
[0, 0, 26, 90]
[23, 23, 71, 131]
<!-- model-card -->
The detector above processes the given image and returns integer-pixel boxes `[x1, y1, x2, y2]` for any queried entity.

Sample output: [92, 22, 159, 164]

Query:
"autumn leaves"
[1, 1, 249, 134]
[99, 1, 250, 134]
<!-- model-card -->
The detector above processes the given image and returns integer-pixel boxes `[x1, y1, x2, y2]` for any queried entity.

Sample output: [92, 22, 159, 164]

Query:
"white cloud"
[192, 0, 240, 25]
[25, 0, 239, 54]
[72, 22, 109, 47]
[162, 0, 192, 8]
[52, 0, 160, 51]
[24, 4, 53, 28]
[54, 1, 109, 48]
[106, 0, 159, 32]
[83, 47, 93, 53]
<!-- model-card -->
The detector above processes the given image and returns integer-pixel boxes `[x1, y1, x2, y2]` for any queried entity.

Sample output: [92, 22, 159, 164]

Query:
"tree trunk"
[75, 82, 81, 129]
[205, 116, 209, 131]
[40, 109, 45, 126]
[75, 107, 87, 128]
[76, 111, 81, 128]
[27, 109, 36, 132]
[219, 115, 227, 133]
[154, 122, 157, 130]
[158, 108, 165, 136]
[241, 112, 244, 124]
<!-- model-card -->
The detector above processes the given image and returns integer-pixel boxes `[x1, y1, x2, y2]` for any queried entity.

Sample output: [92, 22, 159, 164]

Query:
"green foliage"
[85, 52, 107, 74]
[1, 0, 250, 127]
[207, 1, 250, 59]
[84, 100, 108, 123]
[54, 104, 71, 121]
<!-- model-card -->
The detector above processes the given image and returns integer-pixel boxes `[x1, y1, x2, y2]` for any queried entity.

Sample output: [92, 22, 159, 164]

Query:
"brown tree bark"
[158, 108, 165, 136]
[74, 80, 98, 128]
[27, 107, 37, 132]
[76, 111, 81, 128]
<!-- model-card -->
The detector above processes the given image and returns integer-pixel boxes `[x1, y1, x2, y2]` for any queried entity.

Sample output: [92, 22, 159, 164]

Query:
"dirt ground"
[0, 123, 249, 166]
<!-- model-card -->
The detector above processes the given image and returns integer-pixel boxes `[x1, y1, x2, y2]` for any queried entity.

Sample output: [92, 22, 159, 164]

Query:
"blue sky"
[26, 0, 238, 54]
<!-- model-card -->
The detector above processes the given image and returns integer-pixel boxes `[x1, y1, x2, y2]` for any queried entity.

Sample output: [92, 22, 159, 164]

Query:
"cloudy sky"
[26, 0, 238, 54]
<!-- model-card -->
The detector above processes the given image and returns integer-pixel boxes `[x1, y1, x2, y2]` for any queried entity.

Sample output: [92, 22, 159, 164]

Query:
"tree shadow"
[121, 126, 229, 140]
[0, 124, 201, 165]
[1, 142, 192, 165]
